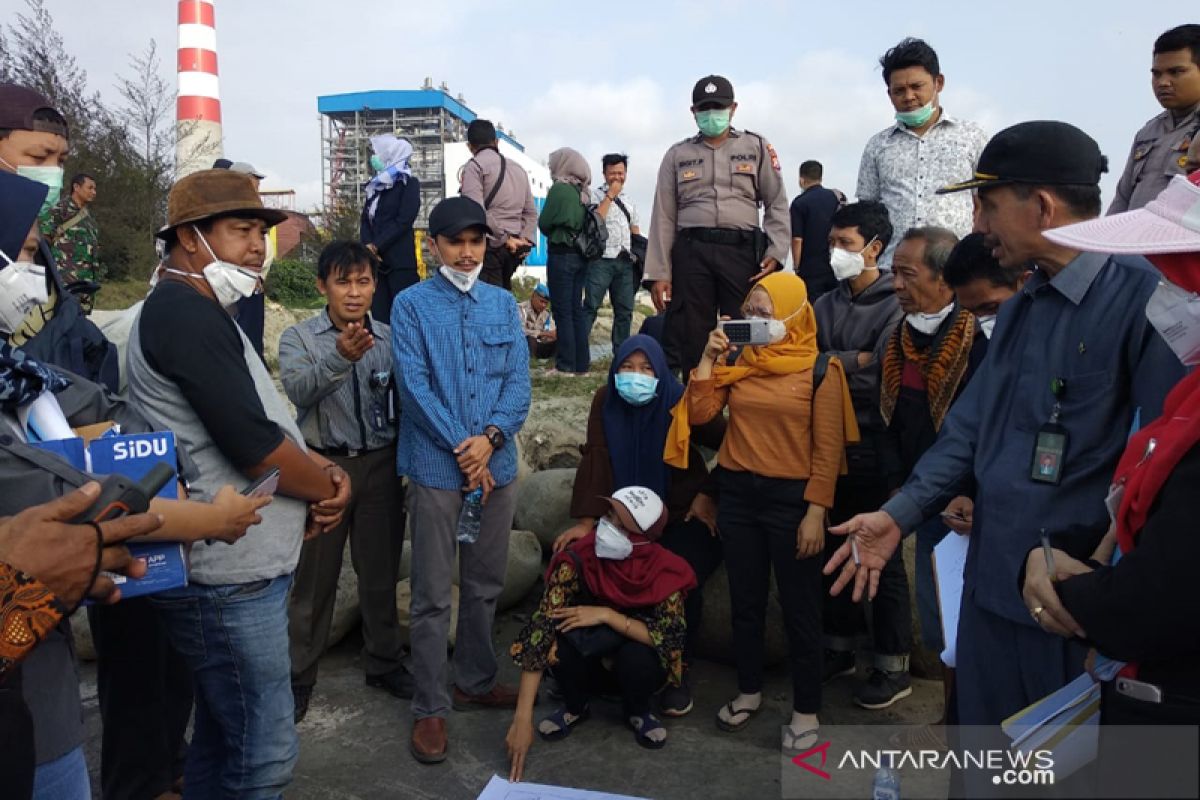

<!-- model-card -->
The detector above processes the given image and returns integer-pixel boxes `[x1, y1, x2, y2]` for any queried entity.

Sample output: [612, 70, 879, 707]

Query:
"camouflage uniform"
[45, 197, 101, 312]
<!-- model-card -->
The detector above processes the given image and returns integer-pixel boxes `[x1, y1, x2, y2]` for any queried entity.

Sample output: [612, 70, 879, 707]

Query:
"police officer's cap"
[938, 121, 1108, 194]
[692, 75, 735, 109]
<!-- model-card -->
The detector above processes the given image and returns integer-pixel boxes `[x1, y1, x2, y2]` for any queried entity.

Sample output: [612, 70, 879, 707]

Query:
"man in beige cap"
[126, 169, 351, 796]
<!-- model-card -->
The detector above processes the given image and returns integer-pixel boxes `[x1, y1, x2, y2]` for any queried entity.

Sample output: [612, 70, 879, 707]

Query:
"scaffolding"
[318, 84, 523, 230]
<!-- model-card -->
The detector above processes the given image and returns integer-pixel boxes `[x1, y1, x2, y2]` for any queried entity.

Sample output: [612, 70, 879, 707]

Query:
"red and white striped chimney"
[175, 0, 223, 177]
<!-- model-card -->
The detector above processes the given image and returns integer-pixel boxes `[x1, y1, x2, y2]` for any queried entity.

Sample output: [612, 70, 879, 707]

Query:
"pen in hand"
[1040, 529, 1057, 583]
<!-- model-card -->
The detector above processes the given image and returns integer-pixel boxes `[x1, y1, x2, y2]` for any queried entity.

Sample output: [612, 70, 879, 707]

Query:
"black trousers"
[719, 469, 824, 713]
[659, 517, 724, 664]
[88, 598, 193, 800]
[0, 671, 34, 800]
[663, 235, 758, 376]
[370, 262, 420, 322]
[555, 635, 666, 718]
[481, 245, 523, 290]
[822, 475, 913, 659]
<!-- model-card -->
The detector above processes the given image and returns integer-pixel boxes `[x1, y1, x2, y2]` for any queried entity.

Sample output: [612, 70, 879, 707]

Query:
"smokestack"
[176, 0, 223, 177]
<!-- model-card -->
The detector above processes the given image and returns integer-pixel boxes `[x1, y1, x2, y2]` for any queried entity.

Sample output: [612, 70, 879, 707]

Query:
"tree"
[117, 40, 172, 170]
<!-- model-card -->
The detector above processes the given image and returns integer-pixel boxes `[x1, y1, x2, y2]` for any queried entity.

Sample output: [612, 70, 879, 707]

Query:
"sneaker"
[822, 649, 856, 684]
[853, 668, 913, 710]
[292, 684, 312, 724]
[659, 680, 694, 717]
[366, 666, 415, 700]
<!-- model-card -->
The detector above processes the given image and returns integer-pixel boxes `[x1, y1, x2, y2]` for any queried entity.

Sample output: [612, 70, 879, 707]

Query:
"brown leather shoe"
[410, 716, 448, 764]
[452, 682, 520, 711]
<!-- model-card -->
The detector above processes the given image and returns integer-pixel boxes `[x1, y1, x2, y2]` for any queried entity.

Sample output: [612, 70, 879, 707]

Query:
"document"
[931, 530, 968, 668]
[476, 775, 650, 800]
[1002, 672, 1100, 780]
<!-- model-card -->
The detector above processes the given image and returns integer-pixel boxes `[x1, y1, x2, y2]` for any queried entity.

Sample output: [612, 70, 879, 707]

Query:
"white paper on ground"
[932, 530, 968, 668]
[476, 775, 650, 800]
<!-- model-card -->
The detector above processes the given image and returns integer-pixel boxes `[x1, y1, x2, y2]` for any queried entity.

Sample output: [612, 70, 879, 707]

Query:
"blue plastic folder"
[1002, 672, 1100, 780]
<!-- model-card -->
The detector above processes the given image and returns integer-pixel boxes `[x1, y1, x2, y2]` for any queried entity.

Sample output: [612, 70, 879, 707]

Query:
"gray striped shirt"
[279, 310, 397, 452]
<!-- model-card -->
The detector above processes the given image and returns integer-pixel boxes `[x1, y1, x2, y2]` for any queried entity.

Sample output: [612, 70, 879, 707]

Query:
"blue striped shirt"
[391, 273, 531, 490]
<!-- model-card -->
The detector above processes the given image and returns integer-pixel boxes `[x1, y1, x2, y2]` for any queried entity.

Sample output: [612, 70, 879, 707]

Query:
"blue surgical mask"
[369, 154, 385, 172]
[695, 108, 731, 138]
[14, 164, 63, 215]
[895, 101, 936, 128]
[614, 372, 659, 406]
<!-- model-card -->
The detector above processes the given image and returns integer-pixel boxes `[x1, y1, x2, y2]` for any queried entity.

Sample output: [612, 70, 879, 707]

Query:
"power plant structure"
[175, 0, 224, 177]
[318, 82, 551, 266]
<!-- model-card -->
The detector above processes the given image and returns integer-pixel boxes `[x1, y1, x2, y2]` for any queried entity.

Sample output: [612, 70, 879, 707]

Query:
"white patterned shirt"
[593, 186, 639, 259]
[856, 111, 988, 268]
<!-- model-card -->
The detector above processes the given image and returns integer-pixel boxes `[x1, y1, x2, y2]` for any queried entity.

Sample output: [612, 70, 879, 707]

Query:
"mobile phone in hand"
[719, 318, 773, 346]
[243, 466, 281, 498]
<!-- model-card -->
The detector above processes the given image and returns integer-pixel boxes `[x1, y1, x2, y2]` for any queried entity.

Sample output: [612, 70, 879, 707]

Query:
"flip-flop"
[715, 700, 760, 733]
[782, 727, 820, 753]
[628, 713, 668, 750]
[537, 706, 589, 742]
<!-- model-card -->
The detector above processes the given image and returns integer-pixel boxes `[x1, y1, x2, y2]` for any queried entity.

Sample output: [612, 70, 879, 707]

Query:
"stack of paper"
[1002, 672, 1101, 780]
[932, 531, 968, 668]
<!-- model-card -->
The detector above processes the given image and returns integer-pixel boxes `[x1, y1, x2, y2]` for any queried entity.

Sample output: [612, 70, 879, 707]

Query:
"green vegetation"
[265, 258, 323, 308]
[529, 357, 610, 399]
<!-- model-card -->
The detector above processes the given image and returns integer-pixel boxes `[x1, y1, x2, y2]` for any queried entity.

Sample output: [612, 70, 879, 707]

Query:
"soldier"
[48, 172, 100, 312]
[645, 75, 790, 375]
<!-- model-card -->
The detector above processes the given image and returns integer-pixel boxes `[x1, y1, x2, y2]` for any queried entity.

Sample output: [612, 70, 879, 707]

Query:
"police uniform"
[1109, 104, 1200, 214]
[644, 75, 790, 374]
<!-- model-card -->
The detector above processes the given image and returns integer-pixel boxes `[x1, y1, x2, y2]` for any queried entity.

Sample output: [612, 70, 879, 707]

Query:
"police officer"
[1109, 24, 1200, 213]
[645, 75, 790, 375]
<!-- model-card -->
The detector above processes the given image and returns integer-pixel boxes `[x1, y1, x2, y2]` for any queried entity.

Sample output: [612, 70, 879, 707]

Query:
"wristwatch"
[484, 426, 505, 450]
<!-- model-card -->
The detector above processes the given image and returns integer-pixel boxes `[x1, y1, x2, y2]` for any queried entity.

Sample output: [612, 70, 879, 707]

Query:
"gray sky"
[46, 1, 1190, 217]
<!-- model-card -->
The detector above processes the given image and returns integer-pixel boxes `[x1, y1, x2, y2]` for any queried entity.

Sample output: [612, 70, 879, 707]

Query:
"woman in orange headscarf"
[665, 271, 858, 752]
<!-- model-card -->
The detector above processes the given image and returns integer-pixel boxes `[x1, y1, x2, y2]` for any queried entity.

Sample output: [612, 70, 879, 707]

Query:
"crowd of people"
[0, 20, 1199, 800]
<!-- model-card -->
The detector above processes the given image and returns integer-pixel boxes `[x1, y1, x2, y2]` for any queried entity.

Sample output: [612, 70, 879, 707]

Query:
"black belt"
[679, 227, 757, 246]
[311, 444, 390, 459]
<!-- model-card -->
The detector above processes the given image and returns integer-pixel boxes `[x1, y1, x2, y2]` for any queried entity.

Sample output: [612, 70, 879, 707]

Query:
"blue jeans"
[153, 575, 297, 800]
[547, 250, 590, 373]
[915, 517, 951, 652]
[32, 746, 89, 800]
[583, 256, 635, 352]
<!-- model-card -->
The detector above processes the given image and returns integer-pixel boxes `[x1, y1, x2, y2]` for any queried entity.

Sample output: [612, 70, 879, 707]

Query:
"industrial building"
[317, 82, 550, 269]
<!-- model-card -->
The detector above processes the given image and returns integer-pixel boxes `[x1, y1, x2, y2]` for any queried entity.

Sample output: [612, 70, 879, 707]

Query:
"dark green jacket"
[537, 182, 584, 247]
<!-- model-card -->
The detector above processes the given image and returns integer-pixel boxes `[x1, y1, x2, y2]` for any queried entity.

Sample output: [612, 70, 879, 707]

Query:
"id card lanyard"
[1031, 378, 1068, 484]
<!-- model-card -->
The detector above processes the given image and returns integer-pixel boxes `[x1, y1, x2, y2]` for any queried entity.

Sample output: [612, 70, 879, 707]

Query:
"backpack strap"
[484, 152, 507, 210]
[812, 352, 831, 395]
[613, 196, 632, 225]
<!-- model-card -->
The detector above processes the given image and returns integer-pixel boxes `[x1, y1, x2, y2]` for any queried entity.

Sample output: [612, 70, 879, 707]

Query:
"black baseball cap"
[428, 196, 492, 238]
[0, 83, 68, 138]
[692, 75, 735, 108]
[938, 121, 1108, 194]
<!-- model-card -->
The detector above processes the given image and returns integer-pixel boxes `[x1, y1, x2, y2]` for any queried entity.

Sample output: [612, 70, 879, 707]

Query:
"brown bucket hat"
[156, 169, 287, 239]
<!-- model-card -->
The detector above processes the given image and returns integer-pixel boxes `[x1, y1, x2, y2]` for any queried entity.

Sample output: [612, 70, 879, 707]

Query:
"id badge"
[1031, 423, 1068, 484]
[1145, 281, 1200, 365]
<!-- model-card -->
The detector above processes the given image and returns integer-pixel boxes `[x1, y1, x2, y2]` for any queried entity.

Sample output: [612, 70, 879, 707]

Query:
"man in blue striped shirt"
[392, 197, 530, 765]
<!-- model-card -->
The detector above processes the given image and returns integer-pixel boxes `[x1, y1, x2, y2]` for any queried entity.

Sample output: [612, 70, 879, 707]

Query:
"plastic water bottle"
[456, 487, 484, 544]
[872, 767, 900, 800]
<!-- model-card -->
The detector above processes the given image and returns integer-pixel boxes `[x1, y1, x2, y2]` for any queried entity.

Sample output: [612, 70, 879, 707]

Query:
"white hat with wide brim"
[1044, 173, 1200, 255]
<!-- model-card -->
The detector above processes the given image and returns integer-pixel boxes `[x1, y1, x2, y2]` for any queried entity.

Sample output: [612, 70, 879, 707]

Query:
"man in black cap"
[390, 196, 530, 765]
[644, 75, 790, 375]
[0, 83, 118, 391]
[826, 121, 1184, 733]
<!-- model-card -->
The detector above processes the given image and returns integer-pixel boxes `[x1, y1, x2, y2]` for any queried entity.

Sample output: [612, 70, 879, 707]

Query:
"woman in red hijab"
[1021, 172, 1200, 735]
[504, 486, 696, 781]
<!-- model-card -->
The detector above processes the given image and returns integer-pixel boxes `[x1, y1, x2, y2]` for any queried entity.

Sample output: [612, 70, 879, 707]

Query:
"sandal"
[537, 706, 589, 742]
[715, 700, 761, 733]
[782, 726, 820, 753]
[628, 713, 668, 750]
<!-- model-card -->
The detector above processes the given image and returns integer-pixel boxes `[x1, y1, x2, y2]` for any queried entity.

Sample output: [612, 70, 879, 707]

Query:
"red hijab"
[1112, 249, 1200, 554]
[548, 528, 697, 609]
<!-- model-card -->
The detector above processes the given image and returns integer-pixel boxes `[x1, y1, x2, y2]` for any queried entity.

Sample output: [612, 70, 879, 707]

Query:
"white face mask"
[192, 226, 261, 309]
[977, 314, 997, 340]
[595, 517, 634, 561]
[0, 248, 49, 336]
[1145, 280, 1200, 365]
[829, 237, 877, 281]
[440, 264, 483, 293]
[906, 302, 955, 336]
[744, 302, 807, 346]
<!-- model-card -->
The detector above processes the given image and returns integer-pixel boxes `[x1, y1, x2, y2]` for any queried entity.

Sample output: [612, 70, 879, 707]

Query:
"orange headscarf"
[664, 272, 860, 468]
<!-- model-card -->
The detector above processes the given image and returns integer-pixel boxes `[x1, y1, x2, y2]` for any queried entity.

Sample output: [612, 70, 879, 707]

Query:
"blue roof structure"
[317, 90, 523, 151]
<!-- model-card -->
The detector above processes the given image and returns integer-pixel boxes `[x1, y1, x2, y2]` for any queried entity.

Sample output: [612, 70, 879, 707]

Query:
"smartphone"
[1115, 677, 1163, 704]
[243, 466, 281, 498]
[719, 318, 773, 346]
